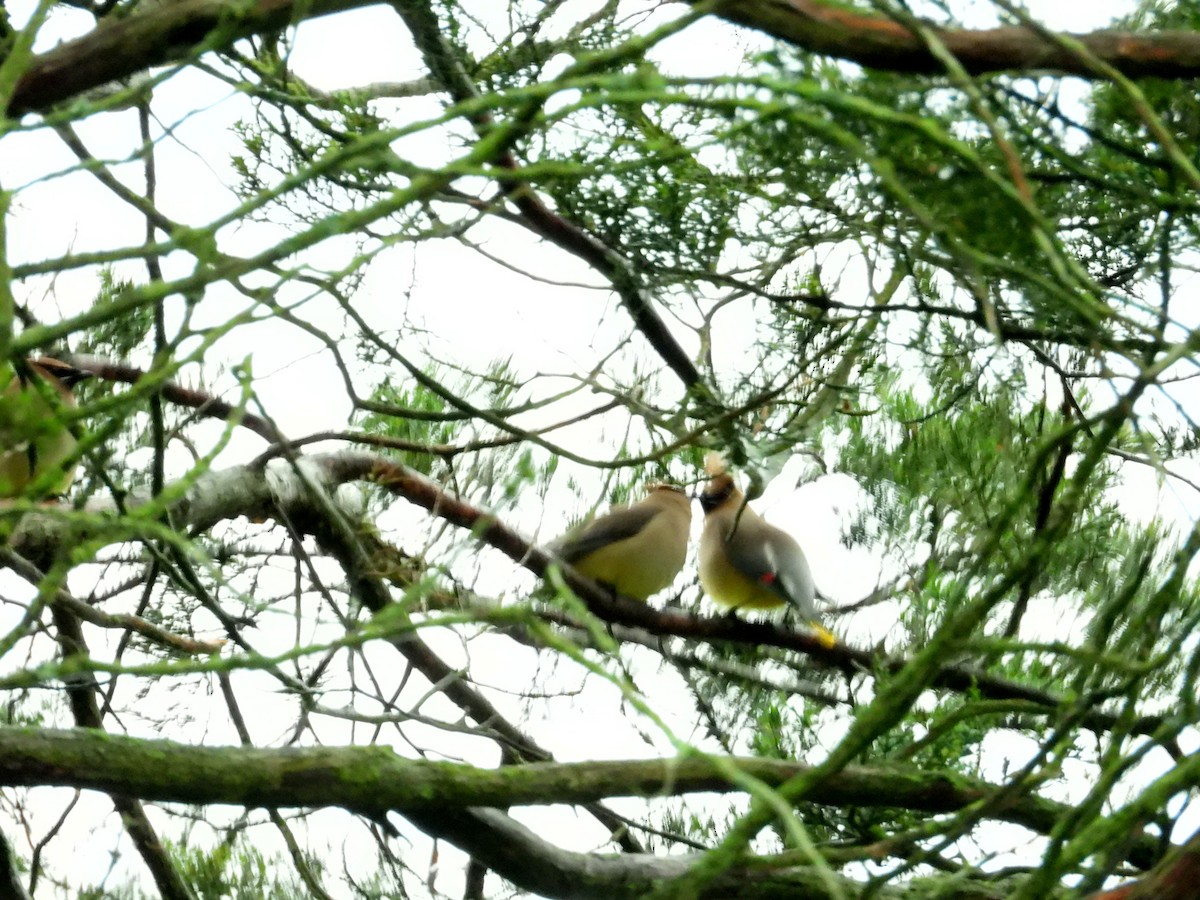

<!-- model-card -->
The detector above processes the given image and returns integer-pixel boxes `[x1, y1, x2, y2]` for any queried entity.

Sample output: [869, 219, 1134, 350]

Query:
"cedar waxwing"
[699, 456, 833, 643]
[548, 483, 692, 601]
[0, 357, 90, 499]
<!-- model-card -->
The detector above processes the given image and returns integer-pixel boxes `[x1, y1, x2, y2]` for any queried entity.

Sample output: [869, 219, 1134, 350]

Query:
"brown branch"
[7, 0, 380, 116]
[1086, 827, 1200, 899]
[64, 356, 282, 443]
[0, 549, 223, 656]
[701, 0, 1200, 80]
[401, 806, 926, 900]
[10, 0, 1200, 126]
[356, 453, 1178, 748]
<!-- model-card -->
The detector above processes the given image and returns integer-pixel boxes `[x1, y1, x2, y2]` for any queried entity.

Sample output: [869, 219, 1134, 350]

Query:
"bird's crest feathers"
[703, 452, 728, 477]
[646, 482, 687, 497]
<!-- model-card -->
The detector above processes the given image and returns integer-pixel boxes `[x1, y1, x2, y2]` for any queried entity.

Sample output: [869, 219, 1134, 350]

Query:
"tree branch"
[391, 0, 707, 392]
[1085, 826, 1200, 899]
[10, 0, 1200, 128]
[700, 0, 1200, 80]
[43, 589, 196, 900]
[7, 451, 1177, 752]
[0, 727, 1163, 871]
[8, 0, 380, 116]
[359, 453, 1179, 749]
[64, 355, 283, 443]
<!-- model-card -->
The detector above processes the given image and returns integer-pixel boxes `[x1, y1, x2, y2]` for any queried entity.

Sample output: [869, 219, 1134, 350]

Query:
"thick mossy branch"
[0, 726, 1164, 868]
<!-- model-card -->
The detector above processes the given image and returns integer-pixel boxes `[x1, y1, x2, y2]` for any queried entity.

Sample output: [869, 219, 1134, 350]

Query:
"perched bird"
[548, 483, 692, 601]
[699, 455, 833, 643]
[0, 357, 91, 500]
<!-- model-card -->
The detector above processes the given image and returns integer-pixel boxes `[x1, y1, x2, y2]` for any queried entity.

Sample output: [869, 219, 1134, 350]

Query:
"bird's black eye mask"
[699, 482, 733, 513]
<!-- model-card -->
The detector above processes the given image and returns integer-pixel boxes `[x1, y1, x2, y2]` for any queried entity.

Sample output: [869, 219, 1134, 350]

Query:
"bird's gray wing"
[720, 520, 772, 579]
[550, 505, 660, 563]
[764, 539, 818, 618]
[727, 525, 817, 617]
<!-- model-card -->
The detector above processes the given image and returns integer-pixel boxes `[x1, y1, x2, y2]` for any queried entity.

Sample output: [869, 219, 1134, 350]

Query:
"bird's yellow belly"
[699, 561, 784, 610]
[0, 430, 75, 498]
[574, 538, 683, 601]
[0, 451, 33, 497]
[0, 372, 78, 498]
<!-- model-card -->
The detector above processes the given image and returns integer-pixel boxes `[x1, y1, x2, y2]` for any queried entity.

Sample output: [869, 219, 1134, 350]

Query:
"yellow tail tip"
[811, 624, 836, 649]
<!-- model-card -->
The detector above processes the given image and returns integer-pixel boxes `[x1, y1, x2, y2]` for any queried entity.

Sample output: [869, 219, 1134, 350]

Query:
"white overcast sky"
[2, 0, 1197, 897]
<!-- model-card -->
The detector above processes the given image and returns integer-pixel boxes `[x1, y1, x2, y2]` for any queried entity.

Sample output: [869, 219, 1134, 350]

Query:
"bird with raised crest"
[698, 453, 834, 646]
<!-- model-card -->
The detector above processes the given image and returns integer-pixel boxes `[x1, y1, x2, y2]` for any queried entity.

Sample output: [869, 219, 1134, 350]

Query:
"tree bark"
[0, 725, 1165, 870]
[9, 0, 1200, 122]
[700, 0, 1200, 79]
